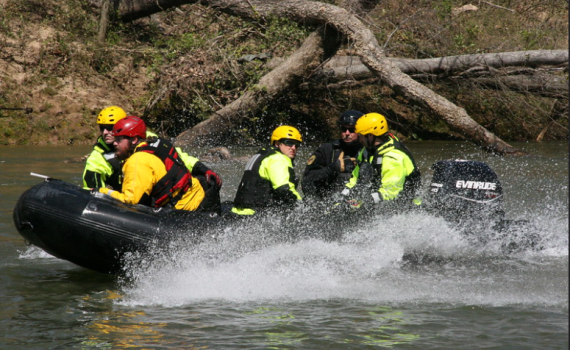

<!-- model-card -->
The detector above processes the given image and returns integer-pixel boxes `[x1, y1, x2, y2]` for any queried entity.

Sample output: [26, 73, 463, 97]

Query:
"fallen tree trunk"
[175, 0, 378, 145]
[322, 50, 568, 75]
[311, 62, 568, 99]
[464, 71, 568, 99]
[176, 30, 331, 145]
[117, 0, 526, 155]
[312, 52, 568, 98]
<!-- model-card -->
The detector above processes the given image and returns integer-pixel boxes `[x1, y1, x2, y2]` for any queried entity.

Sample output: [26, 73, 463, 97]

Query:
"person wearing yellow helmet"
[302, 110, 364, 200]
[231, 125, 303, 216]
[97, 116, 206, 211]
[342, 112, 421, 210]
[82, 106, 127, 190]
[84, 107, 223, 212]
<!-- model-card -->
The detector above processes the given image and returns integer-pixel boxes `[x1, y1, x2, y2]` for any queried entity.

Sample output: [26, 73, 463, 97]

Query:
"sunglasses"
[99, 124, 114, 133]
[339, 126, 356, 133]
[280, 139, 301, 148]
[114, 135, 130, 143]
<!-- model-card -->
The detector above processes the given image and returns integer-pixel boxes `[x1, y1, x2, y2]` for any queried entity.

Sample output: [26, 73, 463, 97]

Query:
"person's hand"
[358, 162, 374, 184]
[205, 170, 222, 188]
[346, 199, 362, 210]
[331, 157, 356, 173]
[343, 157, 356, 173]
[330, 159, 342, 173]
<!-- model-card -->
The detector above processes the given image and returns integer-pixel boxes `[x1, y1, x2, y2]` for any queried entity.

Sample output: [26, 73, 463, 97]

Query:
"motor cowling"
[426, 159, 504, 222]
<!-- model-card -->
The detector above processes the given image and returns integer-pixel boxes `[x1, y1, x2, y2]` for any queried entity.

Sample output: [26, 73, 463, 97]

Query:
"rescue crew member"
[82, 106, 126, 190]
[97, 116, 206, 211]
[231, 125, 303, 216]
[343, 112, 421, 210]
[302, 110, 364, 200]
[84, 105, 221, 210]
[147, 130, 222, 213]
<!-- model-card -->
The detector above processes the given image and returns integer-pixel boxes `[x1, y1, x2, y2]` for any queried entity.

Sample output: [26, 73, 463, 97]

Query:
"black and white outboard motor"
[425, 159, 539, 252]
[426, 159, 504, 224]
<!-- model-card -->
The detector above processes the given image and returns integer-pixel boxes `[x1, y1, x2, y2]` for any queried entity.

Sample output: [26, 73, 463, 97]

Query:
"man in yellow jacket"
[342, 113, 421, 210]
[98, 116, 205, 211]
[84, 106, 222, 199]
[231, 125, 303, 215]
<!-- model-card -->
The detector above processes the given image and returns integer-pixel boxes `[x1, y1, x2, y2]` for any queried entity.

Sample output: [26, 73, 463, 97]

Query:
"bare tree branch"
[117, 0, 527, 154]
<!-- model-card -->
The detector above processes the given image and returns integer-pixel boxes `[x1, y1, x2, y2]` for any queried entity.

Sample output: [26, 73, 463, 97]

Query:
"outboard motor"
[420, 159, 540, 254]
[425, 159, 505, 224]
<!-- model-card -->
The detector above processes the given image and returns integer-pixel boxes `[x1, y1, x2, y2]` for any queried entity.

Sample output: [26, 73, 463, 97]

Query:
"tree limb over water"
[113, 0, 556, 155]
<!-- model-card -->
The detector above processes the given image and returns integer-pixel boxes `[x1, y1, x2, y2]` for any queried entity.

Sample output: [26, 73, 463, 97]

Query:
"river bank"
[0, 0, 567, 146]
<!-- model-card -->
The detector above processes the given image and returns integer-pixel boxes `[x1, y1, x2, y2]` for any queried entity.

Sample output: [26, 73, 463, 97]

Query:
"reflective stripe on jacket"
[346, 134, 421, 204]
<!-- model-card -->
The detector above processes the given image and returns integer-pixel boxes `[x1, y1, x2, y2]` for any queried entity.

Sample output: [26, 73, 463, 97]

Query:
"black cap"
[338, 110, 364, 126]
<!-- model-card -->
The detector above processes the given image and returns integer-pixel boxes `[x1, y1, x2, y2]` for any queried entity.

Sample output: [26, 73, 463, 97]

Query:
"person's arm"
[175, 147, 199, 172]
[301, 146, 338, 197]
[83, 170, 105, 189]
[99, 153, 154, 204]
[176, 148, 222, 188]
[264, 155, 302, 204]
[82, 151, 112, 189]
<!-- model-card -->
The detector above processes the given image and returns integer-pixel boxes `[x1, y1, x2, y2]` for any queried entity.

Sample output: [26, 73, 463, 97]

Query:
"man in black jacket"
[302, 110, 364, 200]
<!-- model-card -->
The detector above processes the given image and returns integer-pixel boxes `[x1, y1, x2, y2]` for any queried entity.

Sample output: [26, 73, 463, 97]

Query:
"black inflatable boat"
[13, 160, 539, 275]
[13, 179, 225, 274]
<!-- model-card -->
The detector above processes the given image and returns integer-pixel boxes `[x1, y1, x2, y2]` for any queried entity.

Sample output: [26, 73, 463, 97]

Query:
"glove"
[205, 170, 222, 188]
[358, 162, 374, 184]
[343, 157, 356, 173]
[346, 199, 363, 210]
[330, 159, 342, 173]
[331, 157, 356, 174]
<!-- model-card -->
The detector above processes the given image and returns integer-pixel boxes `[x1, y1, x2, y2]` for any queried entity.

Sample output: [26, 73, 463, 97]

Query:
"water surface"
[1, 141, 567, 349]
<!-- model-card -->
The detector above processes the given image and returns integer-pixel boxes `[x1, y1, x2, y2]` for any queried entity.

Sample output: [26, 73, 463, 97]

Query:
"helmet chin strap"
[118, 137, 140, 160]
[361, 134, 376, 149]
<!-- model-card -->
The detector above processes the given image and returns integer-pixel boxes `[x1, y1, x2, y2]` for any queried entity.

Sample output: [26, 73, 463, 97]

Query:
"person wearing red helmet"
[97, 116, 206, 211]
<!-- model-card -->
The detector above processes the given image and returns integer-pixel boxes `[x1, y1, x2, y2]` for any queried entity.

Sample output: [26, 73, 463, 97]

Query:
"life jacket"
[331, 139, 361, 185]
[83, 137, 122, 190]
[136, 137, 192, 208]
[95, 138, 123, 189]
[233, 147, 297, 210]
[363, 133, 421, 202]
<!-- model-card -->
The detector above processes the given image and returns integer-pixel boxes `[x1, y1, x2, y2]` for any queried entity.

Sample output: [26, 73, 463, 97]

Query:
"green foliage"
[520, 29, 543, 50]
[153, 32, 204, 60]
[453, 25, 481, 52]
[229, 16, 309, 57]
[435, 0, 454, 20]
